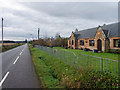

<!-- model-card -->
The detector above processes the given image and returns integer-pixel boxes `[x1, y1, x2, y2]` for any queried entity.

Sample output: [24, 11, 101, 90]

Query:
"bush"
[107, 49, 120, 54]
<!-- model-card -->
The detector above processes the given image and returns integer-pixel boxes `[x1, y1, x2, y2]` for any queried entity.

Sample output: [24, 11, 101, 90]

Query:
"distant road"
[0, 44, 40, 88]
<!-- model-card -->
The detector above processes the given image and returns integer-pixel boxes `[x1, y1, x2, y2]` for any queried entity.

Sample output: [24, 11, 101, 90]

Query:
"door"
[97, 39, 102, 51]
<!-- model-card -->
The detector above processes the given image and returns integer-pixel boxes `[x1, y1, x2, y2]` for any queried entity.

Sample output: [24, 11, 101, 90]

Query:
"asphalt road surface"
[0, 44, 40, 88]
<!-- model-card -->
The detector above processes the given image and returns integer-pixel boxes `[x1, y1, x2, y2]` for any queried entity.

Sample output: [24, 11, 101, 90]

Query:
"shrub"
[107, 49, 120, 54]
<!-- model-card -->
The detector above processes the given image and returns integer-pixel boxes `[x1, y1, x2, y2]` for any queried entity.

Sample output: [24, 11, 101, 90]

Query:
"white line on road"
[22, 48, 24, 51]
[19, 52, 22, 55]
[0, 72, 10, 87]
[13, 56, 19, 64]
[22, 49, 24, 52]
[22, 45, 26, 52]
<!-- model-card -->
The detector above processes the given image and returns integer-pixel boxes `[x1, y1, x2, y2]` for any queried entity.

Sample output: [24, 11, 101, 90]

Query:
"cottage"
[68, 22, 120, 51]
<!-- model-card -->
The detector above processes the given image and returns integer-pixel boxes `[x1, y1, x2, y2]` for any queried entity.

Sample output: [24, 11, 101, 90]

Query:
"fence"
[35, 45, 120, 77]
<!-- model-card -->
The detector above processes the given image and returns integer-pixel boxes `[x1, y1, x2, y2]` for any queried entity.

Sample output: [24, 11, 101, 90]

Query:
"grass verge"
[29, 45, 119, 88]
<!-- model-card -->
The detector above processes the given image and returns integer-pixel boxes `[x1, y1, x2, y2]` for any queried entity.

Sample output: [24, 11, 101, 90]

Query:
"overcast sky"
[0, 1, 118, 41]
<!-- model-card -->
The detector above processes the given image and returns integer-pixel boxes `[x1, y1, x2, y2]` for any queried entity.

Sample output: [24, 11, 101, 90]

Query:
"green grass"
[29, 45, 119, 88]
[53, 47, 119, 77]
[53, 47, 119, 60]
[29, 45, 79, 88]
[30, 48, 62, 88]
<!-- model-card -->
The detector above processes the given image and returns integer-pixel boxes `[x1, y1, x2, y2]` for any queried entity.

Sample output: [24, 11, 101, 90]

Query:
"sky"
[0, 0, 119, 41]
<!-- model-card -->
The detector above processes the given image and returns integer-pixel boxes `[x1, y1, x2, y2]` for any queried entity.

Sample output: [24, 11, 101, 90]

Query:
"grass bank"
[29, 45, 119, 88]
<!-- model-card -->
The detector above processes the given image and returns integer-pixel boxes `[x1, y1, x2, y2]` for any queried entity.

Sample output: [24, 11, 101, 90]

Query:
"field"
[2, 43, 24, 52]
[3, 43, 19, 46]
[29, 45, 119, 88]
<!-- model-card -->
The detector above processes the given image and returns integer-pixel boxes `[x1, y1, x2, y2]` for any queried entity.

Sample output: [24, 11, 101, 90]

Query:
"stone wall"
[78, 38, 95, 50]
[68, 33, 76, 49]
[94, 27, 106, 51]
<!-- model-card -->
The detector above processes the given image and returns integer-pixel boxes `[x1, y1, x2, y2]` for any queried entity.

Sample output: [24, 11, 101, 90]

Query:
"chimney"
[75, 28, 78, 32]
[103, 24, 106, 26]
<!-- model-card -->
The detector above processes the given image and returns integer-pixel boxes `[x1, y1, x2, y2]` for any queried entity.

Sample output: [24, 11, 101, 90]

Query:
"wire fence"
[35, 45, 120, 77]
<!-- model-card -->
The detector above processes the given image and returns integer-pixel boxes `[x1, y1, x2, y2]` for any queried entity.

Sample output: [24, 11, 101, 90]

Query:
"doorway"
[97, 39, 102, 51]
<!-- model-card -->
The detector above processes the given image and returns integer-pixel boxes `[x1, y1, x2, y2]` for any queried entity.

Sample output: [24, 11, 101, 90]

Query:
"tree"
[25, 39, 27, 43]
[32, 32, 68, 48]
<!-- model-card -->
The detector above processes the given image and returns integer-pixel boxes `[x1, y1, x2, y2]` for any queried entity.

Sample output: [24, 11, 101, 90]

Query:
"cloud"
[23, 2, 117, 22]
[0, 1, 118, 41]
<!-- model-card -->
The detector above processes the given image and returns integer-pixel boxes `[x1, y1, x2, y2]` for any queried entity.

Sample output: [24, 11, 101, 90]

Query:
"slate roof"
[71, 22, 119, 39]
[102, 30, 109, 37]
[101, 22, 120, 37]
[74, 27, 98, 39]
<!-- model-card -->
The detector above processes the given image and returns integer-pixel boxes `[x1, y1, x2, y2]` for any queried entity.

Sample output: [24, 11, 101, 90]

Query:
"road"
[0, 44, 40, 88]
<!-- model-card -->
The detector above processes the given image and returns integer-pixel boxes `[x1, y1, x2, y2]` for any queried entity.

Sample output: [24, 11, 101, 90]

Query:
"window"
[80, 40, 84, 45]
[72, 40, 74, 45]
[89, 40, 95, 46]
[114, 39, 120, 47]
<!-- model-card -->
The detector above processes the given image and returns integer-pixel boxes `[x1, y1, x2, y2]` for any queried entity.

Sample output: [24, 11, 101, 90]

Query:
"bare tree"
[32, 32, 68, 48]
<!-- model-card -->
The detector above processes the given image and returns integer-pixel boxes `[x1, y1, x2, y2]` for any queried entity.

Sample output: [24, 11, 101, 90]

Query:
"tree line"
[31, 33, 68, 48]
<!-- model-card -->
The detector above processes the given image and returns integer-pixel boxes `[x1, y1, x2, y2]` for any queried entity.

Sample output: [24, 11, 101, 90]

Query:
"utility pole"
[2, 18, 3, 47]
[38, 28, 40, 40]
[30, 34, 33, 41]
